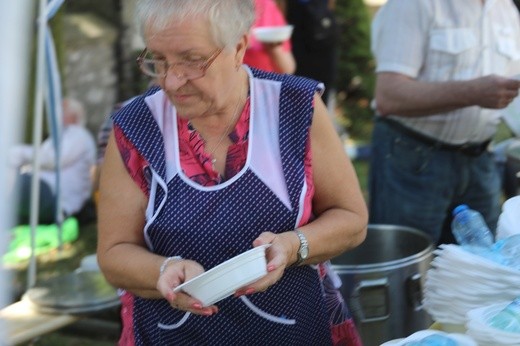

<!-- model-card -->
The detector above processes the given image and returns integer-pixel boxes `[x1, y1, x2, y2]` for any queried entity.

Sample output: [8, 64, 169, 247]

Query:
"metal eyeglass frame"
[136, 47, 223, 80]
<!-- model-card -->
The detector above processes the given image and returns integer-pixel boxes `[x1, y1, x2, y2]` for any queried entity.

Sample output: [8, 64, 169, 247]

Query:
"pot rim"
[331, 224, 434, 271]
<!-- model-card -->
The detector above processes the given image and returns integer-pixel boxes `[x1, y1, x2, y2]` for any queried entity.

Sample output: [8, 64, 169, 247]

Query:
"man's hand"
[471, 75, 520, 109]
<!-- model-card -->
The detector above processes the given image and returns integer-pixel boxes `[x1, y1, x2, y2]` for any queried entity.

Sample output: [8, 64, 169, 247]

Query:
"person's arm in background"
[8, 145, 34, 168]
[372, 0, 520, 117]
[256, 0, 296, 74]
[8, 131, 89, 170]
[8, 137, 62, 170]
[376, 73, 520, 117]
[263, 41, 295, 74]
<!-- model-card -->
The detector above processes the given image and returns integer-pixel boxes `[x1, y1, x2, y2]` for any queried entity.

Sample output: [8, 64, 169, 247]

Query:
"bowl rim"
[252, 25, 294, 32]
[173, 244, 269, 295]
[252, 25, 294, 42]
[180, 253, 266, 289]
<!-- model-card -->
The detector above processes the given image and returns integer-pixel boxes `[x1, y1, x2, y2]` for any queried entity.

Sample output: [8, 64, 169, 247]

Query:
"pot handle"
[350, 278, 390, 323]
[406, 273, 424, 311]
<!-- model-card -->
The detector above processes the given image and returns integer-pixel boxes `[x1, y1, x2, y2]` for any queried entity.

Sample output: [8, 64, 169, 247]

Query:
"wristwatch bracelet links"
[294, 229, 309, 266]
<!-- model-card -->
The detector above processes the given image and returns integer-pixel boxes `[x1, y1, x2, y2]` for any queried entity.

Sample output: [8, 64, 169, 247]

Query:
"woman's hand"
[234, 231, 298, 296]
[156, 258, 218, 316]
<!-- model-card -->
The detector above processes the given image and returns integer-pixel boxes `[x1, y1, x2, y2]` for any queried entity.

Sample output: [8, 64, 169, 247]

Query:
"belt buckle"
[459, 142, 487, 157]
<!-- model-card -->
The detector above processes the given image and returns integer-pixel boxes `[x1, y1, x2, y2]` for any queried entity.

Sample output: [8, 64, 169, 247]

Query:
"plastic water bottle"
[451, 204, 494, 248]
[488, 297, 520, 333]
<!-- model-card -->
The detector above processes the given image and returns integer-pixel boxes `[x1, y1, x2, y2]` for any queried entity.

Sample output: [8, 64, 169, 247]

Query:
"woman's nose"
[162, 69, 188, 90]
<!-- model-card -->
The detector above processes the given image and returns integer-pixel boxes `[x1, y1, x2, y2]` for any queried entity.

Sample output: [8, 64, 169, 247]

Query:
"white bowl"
[173, 245, 269, 306]
[252, 25, 294, 43]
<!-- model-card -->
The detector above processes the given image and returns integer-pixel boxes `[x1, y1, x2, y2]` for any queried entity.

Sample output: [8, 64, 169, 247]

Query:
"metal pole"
[45, 0, 66, 252]
[0, 0, 33, 316]
[27, 0, 48, 290]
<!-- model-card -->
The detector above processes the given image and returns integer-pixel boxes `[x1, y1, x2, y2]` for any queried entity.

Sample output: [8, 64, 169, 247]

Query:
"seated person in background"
[243, 0, 296, 73]
[9, 98, 97, 224]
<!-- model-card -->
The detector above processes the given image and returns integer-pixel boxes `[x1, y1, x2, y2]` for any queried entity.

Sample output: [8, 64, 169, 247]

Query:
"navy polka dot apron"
[113, 67, 332, 345]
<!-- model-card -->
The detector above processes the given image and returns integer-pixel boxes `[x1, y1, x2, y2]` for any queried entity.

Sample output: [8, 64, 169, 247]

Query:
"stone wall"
[61, 0, 146, 136]
[62, 13, 118, 135]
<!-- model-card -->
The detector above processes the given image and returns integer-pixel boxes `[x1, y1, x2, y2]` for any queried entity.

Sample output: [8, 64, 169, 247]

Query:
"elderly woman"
[97, 0, 367, 344]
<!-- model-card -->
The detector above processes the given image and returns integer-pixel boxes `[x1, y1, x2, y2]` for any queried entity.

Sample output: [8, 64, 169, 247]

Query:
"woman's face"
[145, 18, 244, 119]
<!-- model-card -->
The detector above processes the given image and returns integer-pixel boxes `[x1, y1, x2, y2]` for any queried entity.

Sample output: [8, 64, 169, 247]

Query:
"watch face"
[300, 247, 309, 259]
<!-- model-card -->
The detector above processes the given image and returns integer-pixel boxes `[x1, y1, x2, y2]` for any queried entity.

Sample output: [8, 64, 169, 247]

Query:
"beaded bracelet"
[159, 256, 183, 276]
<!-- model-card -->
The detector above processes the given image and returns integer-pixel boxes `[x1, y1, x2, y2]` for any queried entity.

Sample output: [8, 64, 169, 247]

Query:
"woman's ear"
[235, 33, 249, 68]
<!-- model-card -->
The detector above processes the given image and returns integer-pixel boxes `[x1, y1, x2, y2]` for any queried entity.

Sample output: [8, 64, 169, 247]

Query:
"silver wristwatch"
[295, 229, 309, 266]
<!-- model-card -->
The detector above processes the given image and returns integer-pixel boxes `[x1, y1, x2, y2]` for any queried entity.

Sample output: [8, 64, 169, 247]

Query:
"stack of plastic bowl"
[423, 244, 520, 327]
[466, 302, 520, 345]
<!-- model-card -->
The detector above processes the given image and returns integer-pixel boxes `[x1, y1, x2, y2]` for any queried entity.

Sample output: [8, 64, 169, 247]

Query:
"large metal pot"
[331, 224, 434, 346]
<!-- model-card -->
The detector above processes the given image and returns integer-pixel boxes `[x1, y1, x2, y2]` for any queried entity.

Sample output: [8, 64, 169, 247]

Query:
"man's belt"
[378, 117, 491, 157]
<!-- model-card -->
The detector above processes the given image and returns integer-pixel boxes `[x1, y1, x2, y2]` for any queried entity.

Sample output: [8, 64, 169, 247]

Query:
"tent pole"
[0, 0, 33, 310]
[27, 0, 48, 290]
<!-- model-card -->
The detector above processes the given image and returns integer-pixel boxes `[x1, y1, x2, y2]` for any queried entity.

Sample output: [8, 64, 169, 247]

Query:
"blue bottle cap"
[453, 204, 469, 216]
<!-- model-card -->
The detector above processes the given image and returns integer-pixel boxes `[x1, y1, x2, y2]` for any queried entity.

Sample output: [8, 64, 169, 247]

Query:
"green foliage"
[334, 0, 375, 141]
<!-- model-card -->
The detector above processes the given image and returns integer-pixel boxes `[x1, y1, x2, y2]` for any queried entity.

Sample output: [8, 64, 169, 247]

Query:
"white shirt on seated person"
[9, 98, 96, 217]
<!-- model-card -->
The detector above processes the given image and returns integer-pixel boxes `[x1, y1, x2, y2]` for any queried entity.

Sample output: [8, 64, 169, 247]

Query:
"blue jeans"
[16, 173, 57, 225]
[368, 118, 501, 245]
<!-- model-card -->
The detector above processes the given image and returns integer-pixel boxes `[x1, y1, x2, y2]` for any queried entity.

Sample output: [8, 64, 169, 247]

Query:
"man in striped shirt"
[368, 0, 520, 245]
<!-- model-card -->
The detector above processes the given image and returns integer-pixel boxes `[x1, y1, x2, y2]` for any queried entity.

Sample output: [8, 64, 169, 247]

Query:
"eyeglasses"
[136, 48, 223, 80]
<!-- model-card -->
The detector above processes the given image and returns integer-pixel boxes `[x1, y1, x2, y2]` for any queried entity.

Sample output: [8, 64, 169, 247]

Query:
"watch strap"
[295, 229, 309, 266]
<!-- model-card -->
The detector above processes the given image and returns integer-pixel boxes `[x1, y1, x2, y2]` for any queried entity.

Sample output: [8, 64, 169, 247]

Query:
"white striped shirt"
[371, 0, 520, 143]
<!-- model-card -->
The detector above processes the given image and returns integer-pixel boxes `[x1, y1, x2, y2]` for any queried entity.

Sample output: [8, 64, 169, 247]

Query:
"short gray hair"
[136, 0, 255, 49]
